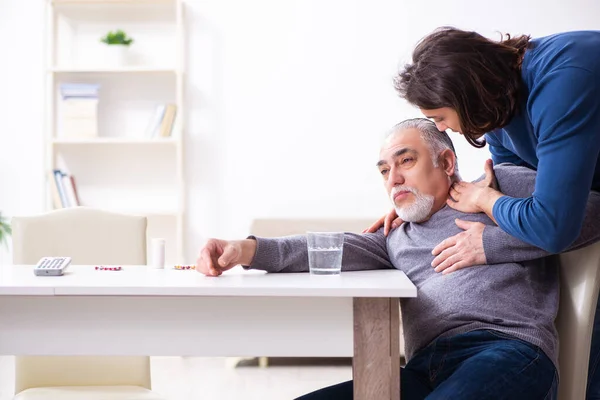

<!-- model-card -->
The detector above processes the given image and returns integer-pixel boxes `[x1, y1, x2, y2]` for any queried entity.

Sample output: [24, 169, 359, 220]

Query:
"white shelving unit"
[44, 0, 186, 264]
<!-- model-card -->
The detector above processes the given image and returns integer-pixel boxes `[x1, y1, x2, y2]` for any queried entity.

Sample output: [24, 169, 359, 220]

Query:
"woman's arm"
[448, 68, 600, 252]
[486, 133, 532, 167]
[433, 164, 600, 272]
[492, 67, 600, 253]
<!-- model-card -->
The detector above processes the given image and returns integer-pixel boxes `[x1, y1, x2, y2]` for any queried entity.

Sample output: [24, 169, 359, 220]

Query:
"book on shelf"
[145, 103, 177, 138]
[59, 83, 100, 139]
[49, 169, 81, 209]
[60, 84, 100, 99]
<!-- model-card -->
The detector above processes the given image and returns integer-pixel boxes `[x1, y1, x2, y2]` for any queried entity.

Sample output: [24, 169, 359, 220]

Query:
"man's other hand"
[196, 239, 257, 276]
[430, 219, 487, 274]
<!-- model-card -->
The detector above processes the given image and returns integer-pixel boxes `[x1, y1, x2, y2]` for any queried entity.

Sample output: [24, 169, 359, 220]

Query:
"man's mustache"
[391, 185, 418, 200]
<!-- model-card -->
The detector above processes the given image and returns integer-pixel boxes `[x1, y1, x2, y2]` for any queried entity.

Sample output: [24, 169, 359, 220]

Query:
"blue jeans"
[296, 330, 557, 400]
[588, 298, 600, 399]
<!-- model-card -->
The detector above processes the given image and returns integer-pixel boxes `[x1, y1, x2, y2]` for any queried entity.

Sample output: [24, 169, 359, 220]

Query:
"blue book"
[60, 83, 100, 99]
[53, 169, 69, 208]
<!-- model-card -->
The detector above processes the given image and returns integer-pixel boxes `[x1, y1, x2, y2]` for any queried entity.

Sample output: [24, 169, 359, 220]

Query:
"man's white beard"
[391, 186, 435, 223]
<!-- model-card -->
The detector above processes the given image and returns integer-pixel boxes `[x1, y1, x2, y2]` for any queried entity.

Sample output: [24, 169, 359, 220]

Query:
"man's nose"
[389, 167, 405, 187]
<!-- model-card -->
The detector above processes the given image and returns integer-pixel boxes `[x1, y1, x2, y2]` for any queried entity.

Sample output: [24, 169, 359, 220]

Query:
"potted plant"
[100, 29, 134, 66]
[0, 213, 10, 249]
[0, 213, 11, 264]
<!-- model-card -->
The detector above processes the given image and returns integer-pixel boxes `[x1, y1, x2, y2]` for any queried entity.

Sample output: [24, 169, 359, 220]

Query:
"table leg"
[353, 297, 400, 400]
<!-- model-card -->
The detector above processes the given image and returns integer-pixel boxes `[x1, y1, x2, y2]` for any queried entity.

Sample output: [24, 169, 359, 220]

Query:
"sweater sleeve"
[486, 134, 531, 167]
[492, 67, 600, 253]
[484, 190, 600, 264]
[245, 230, 393, 273]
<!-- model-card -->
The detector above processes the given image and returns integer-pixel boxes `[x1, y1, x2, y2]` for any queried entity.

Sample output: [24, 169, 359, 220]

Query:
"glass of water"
[307, 232, 345, 275]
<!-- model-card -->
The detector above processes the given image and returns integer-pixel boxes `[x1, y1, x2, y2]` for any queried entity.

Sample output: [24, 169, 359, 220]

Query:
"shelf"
[52, 137, 177, 145]
[49, 66, 179, 74]
[47, 0, 186, 265]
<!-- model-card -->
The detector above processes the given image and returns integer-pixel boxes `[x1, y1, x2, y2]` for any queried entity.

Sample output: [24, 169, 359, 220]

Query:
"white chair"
[11, 207, 165, 400]
[555, 240, 600, 400]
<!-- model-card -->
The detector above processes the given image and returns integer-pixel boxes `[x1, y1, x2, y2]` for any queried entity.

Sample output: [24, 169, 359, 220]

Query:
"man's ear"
[439, 149, 457, 178]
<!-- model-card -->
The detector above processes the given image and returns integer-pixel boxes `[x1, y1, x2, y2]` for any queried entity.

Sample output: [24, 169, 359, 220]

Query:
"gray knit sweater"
[247, 164, 600, 368]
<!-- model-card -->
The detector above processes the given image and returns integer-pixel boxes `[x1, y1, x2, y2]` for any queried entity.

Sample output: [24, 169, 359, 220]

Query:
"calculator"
[33, 257, 71, 276]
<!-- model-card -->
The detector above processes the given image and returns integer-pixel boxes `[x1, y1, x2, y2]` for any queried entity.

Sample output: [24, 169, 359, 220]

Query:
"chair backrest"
[556, 240, 600, 400]
[11, 207, 151, 393]
[249, 218, 376, 237]
[12, 206, 147, 265]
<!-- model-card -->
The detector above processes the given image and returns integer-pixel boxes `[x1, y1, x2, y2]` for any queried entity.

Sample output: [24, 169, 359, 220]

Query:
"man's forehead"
[379, 128, 425, 157]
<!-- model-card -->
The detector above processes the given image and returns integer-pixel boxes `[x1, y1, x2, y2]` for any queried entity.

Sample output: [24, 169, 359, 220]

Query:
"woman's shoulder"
[524, 30, 600, 77]
[531, 30, 600, 46]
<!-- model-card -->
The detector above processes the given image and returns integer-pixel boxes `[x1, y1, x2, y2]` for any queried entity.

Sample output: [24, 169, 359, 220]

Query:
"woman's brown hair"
[394, 27, 531, 148]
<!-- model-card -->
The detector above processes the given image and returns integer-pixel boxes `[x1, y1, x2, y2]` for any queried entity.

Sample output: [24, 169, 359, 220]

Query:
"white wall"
[1, 0, 599, 262]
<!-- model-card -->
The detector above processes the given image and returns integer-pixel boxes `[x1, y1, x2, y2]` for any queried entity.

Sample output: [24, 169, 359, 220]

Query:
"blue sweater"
[486, 30, 600, 253]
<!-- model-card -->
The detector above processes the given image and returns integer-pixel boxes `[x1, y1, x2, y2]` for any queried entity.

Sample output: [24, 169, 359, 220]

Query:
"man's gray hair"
[386, 118, 459, 175]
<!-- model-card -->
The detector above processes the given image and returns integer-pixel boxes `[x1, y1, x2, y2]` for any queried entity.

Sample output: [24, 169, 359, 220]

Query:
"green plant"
[0, 213, 11, 249]
[100, 29, 134, 46]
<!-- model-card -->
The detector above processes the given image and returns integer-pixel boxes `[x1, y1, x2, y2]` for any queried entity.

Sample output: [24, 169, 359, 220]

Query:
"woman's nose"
[435, 122, 447, 132]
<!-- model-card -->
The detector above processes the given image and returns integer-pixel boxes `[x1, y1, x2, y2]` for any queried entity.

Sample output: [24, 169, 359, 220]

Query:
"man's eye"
[380, 169, 389, 176]
[402, 158, 414, 164]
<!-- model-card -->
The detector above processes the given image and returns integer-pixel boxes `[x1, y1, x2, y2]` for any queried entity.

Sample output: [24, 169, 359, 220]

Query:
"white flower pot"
[102, 45, 131, 67]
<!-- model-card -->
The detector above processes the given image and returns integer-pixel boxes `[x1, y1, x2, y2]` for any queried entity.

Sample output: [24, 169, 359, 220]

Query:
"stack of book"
[48, 169, 81, 209]
[144, 103, 177, 138]
[59, 83, 100, 138]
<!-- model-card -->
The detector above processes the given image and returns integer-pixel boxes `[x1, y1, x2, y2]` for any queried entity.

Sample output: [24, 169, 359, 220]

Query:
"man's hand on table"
[196, 239, 257, 276]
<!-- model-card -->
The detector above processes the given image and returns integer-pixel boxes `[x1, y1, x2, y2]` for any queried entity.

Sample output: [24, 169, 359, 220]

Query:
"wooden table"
[0, 265, 416, 400]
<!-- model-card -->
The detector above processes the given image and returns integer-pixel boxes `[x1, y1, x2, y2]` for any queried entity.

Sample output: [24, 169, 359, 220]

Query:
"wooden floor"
[0, 356, 352, 400]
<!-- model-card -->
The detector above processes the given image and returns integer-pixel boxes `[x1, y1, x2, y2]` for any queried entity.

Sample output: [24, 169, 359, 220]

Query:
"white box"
[61, 118, 98, 138]
[62, 98, 98, 118]
[60, 98, 98, 138]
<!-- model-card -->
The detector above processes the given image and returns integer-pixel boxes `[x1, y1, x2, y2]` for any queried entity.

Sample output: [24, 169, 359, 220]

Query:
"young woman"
[366, 27, 600, 398]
